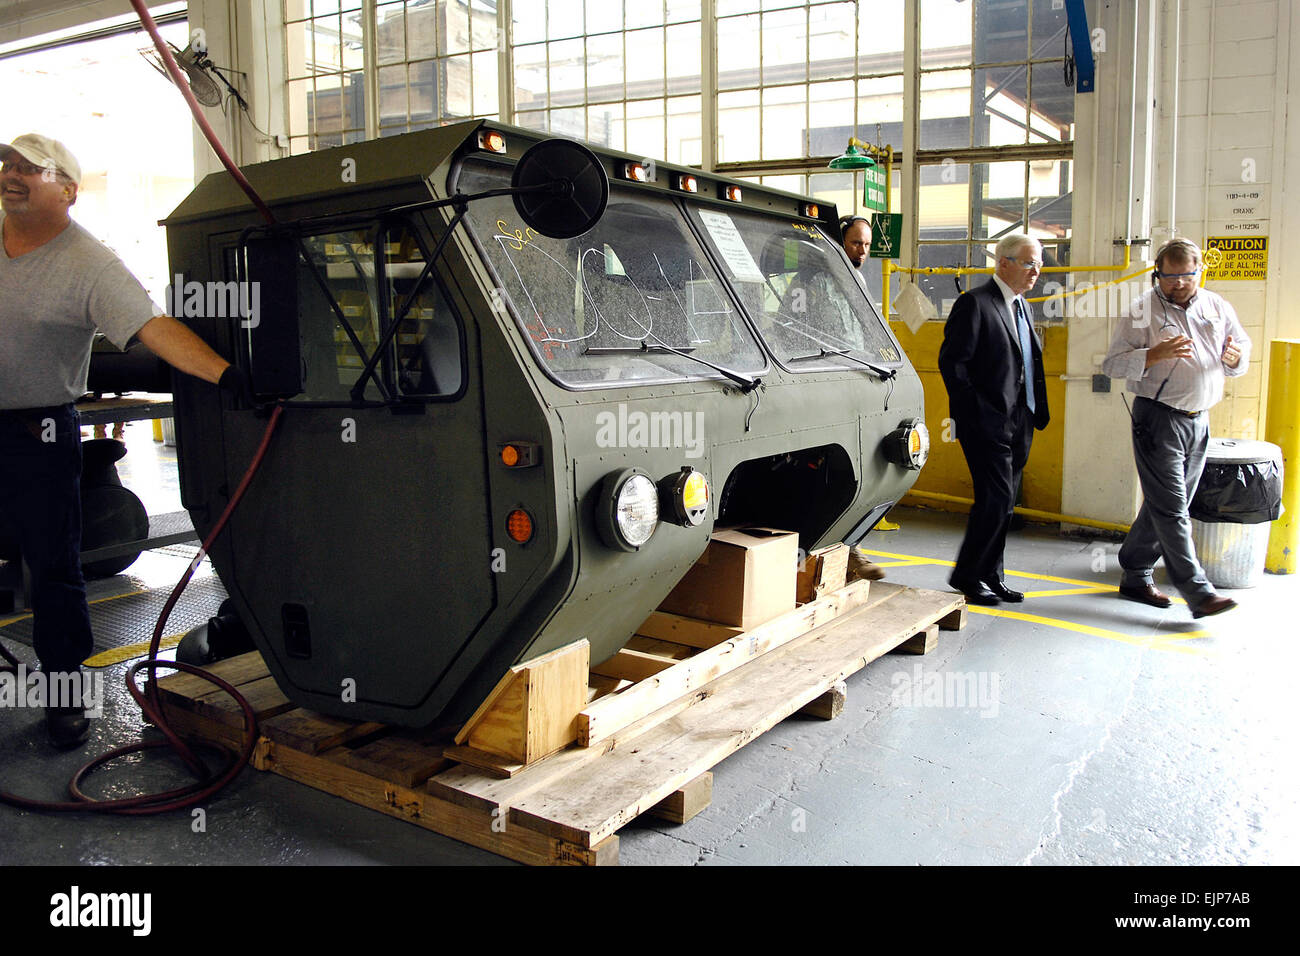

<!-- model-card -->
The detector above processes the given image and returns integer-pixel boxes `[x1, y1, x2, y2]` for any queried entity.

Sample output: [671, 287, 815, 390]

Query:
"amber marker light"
[478, 130, 507, 153]
[622, 162, 650, 182]
[676, 174, 698, 193]
[501, 444, 520, 467]
[507, 509, 534, 543]
[723, 185, 743, 202]
[802, 202, 820, 219]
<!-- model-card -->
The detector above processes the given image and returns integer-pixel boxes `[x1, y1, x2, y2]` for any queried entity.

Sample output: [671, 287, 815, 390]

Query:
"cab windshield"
[457, 158, 767, 389]
[687, 205, 901, 370]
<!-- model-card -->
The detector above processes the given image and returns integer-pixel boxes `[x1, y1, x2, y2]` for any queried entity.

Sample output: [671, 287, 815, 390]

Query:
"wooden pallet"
[155, 580, 965, 865]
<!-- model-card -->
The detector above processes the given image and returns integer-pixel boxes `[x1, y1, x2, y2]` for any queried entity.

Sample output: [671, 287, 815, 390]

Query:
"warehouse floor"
[1, 423, 1296, 866]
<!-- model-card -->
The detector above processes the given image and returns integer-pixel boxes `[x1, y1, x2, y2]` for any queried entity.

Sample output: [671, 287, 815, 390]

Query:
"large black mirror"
[510, 138, 609, 239]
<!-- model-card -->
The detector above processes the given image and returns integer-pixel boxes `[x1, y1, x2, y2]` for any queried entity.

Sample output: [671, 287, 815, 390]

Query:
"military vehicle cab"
[162, 121, 929, 728]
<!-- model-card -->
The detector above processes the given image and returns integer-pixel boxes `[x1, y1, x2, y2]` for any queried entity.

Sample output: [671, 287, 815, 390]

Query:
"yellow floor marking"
[860, 547, 1209, 653]
[968, 605, 1208, 656]
[84, 633, 185, 668]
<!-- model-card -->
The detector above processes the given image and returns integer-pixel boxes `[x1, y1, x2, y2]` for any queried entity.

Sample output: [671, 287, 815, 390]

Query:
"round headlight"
[596, 469, 660, 551]
[660, 467, 710, 527]
[883, 418, 930, 470]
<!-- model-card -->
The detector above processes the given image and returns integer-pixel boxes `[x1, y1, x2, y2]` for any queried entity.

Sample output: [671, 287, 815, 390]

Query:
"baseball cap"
[0, 133, 82, 185]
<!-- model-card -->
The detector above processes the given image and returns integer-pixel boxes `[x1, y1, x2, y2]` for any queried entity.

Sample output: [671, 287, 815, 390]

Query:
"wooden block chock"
[453, 640, 590, 768]
[895, 623, 939, 655]
[648, 772, 713, 825]
[937, 604, 968, 631]
[798, 681, 847, 720]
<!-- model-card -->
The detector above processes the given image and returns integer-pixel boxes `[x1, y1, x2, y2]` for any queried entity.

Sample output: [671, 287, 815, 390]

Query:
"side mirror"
[510, 138, 609, 239]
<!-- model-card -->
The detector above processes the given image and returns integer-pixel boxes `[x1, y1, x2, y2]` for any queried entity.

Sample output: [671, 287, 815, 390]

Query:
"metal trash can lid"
[1206, 437, 1282, 465]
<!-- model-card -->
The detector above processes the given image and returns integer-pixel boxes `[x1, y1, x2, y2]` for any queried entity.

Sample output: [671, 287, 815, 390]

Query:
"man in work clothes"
[1102, 238, 1248, 619]
[1, 133, 249, 747]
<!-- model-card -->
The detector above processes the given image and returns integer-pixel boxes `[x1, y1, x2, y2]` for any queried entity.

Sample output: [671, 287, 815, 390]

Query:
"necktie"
[1015, 297, 1036, 414]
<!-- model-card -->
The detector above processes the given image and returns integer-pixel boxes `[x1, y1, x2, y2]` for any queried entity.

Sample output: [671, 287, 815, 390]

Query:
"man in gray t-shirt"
[1, 133, 249, 748]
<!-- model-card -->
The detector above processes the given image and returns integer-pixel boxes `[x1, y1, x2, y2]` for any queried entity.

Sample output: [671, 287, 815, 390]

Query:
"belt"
[1138, 397, 1203, 418]
[0, 403, 76, 425]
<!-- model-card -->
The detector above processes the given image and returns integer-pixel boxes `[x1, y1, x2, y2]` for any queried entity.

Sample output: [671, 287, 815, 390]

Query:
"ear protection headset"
[838, 214, 870, 241]
[1152, 237, 1202, 282]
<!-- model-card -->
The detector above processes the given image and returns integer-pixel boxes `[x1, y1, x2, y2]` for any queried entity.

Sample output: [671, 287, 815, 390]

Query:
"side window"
[384, 223, 463, 398]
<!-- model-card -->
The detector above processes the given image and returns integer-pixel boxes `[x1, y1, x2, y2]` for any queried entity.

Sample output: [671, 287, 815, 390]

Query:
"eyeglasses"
[1155, 269, 1200, 280]
[0, 159, 54, 177]
[1003, 256, 1043, 270]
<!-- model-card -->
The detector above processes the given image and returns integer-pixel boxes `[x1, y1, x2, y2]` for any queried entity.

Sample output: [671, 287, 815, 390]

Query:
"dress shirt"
[1102, 286, 1249, 412]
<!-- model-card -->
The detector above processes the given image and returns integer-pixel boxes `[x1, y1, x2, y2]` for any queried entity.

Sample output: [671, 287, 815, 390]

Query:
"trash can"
[1190, 438, 1285, 588]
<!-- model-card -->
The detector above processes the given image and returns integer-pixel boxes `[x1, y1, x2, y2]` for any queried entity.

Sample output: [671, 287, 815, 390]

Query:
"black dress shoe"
[984, 580, 1024, 602]
[1118, 583, 1173, 608]
[949, 575, 1000, 606]
[46, 705, 90, 750]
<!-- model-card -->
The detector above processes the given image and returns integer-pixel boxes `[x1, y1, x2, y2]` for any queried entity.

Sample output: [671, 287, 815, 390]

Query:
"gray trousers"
[1119, 397, 1214, 603]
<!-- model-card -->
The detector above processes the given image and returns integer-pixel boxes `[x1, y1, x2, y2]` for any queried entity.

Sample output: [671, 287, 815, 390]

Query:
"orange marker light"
[507, 509, 534, 543]
[480, 130, 507, 153]
[501, 444, 520, 467]
[803, 203, 820, 219]
[622, 162, 649, 182]
[677, 174, 698, 193]
[724, 185, 742, 202]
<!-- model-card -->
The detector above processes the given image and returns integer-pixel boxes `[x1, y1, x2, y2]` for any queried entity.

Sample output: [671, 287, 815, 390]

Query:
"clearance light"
[499, 441, 540, 468]
[675, 174, 698, 193]
[802, 203, 820, 219]
[507, 509, 534, 543]
[660, 467, 710, 527]
[596, 469, 659, 551]
[882, 418, 930, 471]
[478, 130, 507, 153]
[622, 162, 650, 182]
[723, 185, 743, 202]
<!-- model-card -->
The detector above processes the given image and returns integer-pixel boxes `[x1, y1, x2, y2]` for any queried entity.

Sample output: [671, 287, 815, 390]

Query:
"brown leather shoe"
[1192, 594, 1238, 619]
[1118, 583, 1173, 609]
[848, 549, 886, 581]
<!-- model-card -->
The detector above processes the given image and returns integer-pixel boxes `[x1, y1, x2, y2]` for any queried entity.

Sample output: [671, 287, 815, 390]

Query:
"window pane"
[627, 0, 666, 32]
[975, 64, 1029, 147]
[375, 3, 405, 65]
[513, 43, 548, 111]
[444, 53, 472, 117]
[626, 98, 665, 159]
[809, 1, 856, 82]
[550, 106, 587, 138]
[587, 32, 624, 98]
[857, 74, 905, 153]
[667, 0, 701, 24]
[588, 102, 625, 150]
[341, 8, 365, 70]
[626, 27, 665, 98]
[915, 242, 968, 318]
[761, 84, 804, 161]
[441, 0, 470, 55]
[859, 0, 905, 66]
[921, 0, 972, 68]
[974, 0, 1028, 64]
[762, 7, 807, 85]
[587, 0, 623, 34]
[973, 160, 1027, 239]
[1027, 158, 1071, 245]
[919, 69, 972, 150]
[472, 5, 498, 50]
[549, 38, 586, 107]
[549, 0, 586, 40]
[718, 89, 760, 163]
[666, 21, 701, 93]
[808, 80, 854, 157]
[407, 3, 437, 59]
[667, 94, 702, 165]
[514, 2, 546, 44]
[1030, 61, 1074, 143]
[919, 161, 970, 233]
[377, 63, 409, 128]
[472, 50, 498, 117]
[718, 14, 760, 90]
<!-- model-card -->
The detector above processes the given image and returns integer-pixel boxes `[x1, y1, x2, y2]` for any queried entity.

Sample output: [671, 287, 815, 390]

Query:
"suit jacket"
[937, 278, 1050, 439]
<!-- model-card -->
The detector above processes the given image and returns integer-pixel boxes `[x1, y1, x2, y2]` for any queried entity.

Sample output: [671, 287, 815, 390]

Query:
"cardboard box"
[658, 526, 799, 630]
[796, 543, 849, 604]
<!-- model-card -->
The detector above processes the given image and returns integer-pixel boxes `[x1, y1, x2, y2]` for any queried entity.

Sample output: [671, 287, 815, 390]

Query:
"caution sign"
[1203, 236, 1268, 281]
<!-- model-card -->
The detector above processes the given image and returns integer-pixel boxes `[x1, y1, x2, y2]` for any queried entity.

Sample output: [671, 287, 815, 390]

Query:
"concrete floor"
[1, 422, 1297, 866]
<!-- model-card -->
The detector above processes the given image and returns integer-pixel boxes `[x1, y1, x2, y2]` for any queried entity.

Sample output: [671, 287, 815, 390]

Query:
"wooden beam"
[648, 772, 713, 825]
[798, 680, 846, 719]
[894, 623, 939, 655]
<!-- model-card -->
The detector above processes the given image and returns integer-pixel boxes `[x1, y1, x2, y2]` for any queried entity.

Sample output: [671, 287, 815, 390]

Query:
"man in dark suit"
[938, 234, 1050, 605]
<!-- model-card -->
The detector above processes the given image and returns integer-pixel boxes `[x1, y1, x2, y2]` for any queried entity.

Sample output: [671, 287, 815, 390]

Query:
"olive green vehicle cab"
[163, 121, 928, 727]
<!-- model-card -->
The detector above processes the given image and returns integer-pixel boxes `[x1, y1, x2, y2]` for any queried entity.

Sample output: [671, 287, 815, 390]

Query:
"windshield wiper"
[788, 347, 896, 381]
[607, 334, 762, 392]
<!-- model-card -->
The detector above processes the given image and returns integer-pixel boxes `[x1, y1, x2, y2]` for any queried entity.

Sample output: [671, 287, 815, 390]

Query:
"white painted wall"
[1063, 0, 1295, 525]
